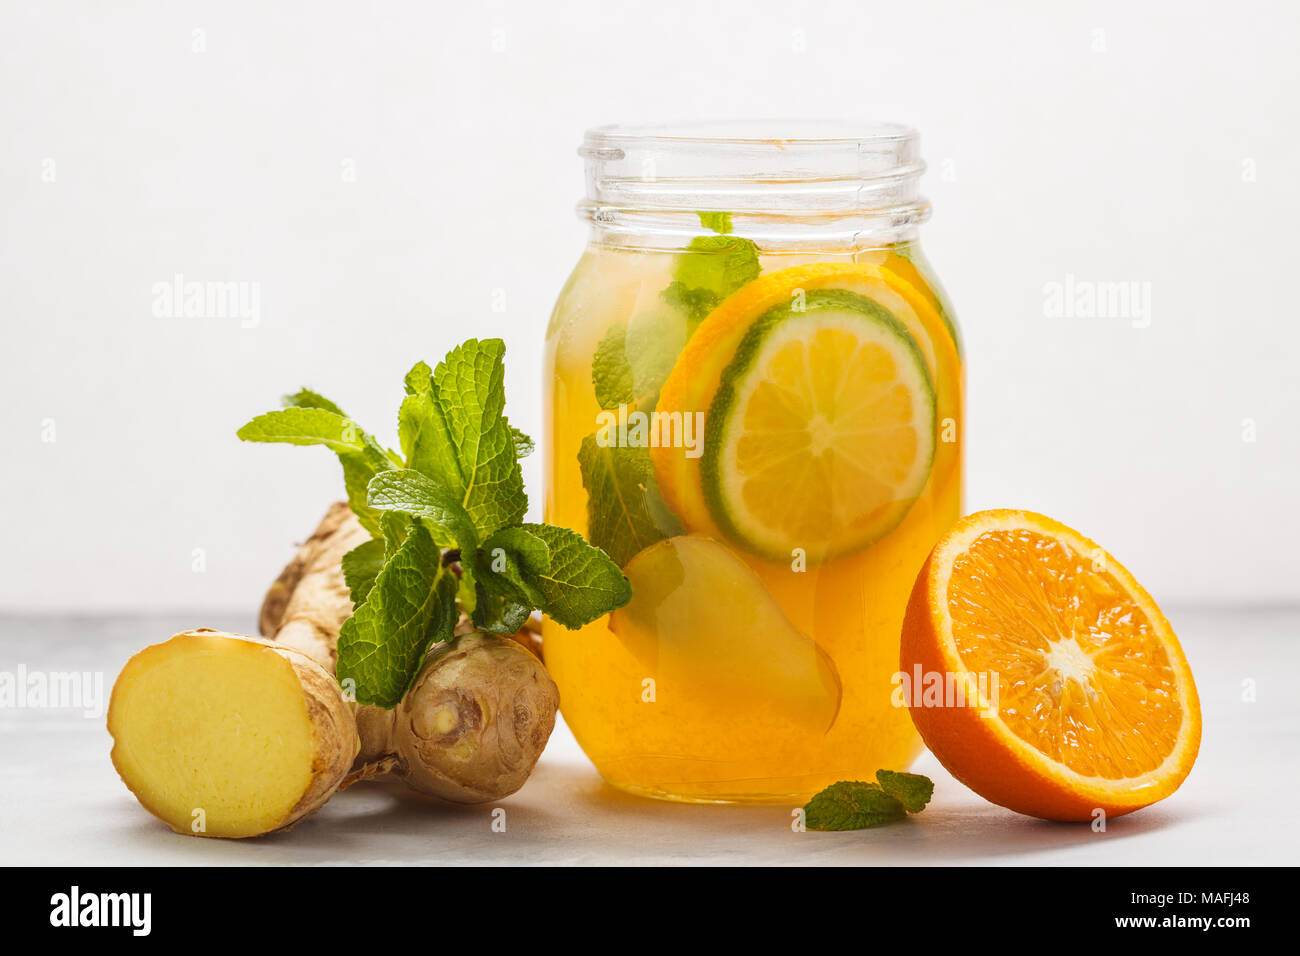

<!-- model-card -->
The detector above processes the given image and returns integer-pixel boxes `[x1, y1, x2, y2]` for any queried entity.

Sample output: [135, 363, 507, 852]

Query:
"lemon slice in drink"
[697, 287, 936, 561]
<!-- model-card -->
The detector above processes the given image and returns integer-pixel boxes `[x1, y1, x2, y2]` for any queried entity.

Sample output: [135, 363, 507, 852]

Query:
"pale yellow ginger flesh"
[108, 629, 357, 839]
[108, 504, 559, 839]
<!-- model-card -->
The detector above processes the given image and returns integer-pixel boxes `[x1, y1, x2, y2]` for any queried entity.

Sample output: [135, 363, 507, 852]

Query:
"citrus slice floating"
[703, 289, 935, 560]
[611, 535, 841, 733]
[654, 263, 951, 561]
[901, 509, 1201, 820]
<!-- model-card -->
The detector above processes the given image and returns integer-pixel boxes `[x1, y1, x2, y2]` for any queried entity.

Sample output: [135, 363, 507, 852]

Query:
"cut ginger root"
[107, 629, 357, 839]
[107, 503, 559, 838]
[260, 503, 560, 803]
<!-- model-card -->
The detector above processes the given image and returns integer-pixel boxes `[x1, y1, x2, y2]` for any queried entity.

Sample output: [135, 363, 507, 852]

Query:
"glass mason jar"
[543, 122, 963, 803]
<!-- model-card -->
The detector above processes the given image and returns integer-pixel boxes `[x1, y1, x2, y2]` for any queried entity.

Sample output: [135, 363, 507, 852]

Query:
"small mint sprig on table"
[803, 770, 935, 831]
[238, 337, 632, 708]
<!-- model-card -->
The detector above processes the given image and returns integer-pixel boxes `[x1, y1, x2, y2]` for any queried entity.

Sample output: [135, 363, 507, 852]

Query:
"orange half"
[901, 509, 1200, 820]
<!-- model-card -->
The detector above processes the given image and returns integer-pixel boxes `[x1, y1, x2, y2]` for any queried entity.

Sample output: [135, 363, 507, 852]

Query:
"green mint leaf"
[592, 324, 636, 410]
[398, 358, 463, 485]
[471, 525, 551, 632]
[472, 590, 531, 635]
[341, 538, 386, 605]
[367, 469, 477, 551]
[509, 423, 534, 459]
[237, 407, 366, 452]
[513, 523, 630, 629]
[486, 520, 551, 580]
[875, 770, 934, 813]
[697, 210, 733, 234]
[577, 434, 681, 567]
[237, 407, 396, 535]
[483, 526, 550, 589]
[456, 559, 478, 614]
[398, 390, 455, 479]
[378, 510, 412, 558]
[803, 781, 908, 831]
[671, 233, 760, 305]
[471, 572, 532, 635]
[403, 360, 433, 396]
[336, 523, 458, 708]
[591, 305, 690, 411]
[429, 338, 527, 537]
[659, 281, 721, 326]
[282, 388, 346, 416]
[588, 209, 755, 414]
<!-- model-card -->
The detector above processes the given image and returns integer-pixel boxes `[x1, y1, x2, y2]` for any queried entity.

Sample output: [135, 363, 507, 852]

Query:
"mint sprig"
[803, 771, 934, 831]
[335, 523, 458, 708]
[236, 406, 400, 536]
[578, 210, 756, 567]
[239, 337, 632, 707]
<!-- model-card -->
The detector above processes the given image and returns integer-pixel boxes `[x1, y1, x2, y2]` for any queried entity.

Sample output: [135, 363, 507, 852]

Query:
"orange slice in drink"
[901, 509, 1201, 820]
[654, 262, 957, 561]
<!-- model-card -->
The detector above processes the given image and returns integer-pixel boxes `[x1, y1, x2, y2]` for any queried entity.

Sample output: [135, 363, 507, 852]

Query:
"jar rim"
[577, 120, 930, 247]
[580, 120, 918, 155]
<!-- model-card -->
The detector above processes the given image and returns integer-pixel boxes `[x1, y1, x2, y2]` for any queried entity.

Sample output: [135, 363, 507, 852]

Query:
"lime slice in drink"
[701, 288, 936, 561]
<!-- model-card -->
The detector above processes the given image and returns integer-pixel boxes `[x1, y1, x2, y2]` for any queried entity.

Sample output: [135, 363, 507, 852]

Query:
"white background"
[2, 0, 1297, 613]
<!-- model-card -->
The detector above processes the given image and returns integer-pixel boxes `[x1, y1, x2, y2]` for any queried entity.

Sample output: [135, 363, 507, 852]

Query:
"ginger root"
[107, 503, 559, 838]
[107, 629, 357, 838]
[260, 502, 559, 801]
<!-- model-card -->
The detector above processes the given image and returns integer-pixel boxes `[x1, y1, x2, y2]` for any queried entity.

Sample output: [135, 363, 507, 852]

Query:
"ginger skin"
[109, 503, 559, 839]
[108, 629, 358, 838]
[262, 502, 559, 802]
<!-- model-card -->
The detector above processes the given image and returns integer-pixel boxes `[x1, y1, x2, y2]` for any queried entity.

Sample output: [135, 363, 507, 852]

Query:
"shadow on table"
[106, 760, 1205, 864]
[280, 761, 1205, 864]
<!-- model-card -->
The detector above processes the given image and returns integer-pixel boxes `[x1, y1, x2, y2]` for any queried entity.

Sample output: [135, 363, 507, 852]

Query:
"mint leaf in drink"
[591, 306, 690, 410]
[336, 522, 458, 708]
[658, 281, 724, 326]
[237, 407, 398, 535]
[592, 325, 637, 410]
[803, 781, 907, 831]
[875, 769, 934, 813]
[514, 523, 631, 629]
[697, 210, 734, 234]
[341, 538, 386, 605]
[591, 208, 756, 412]
[578, 435, 681, 568]
[670, 234, 761, 306]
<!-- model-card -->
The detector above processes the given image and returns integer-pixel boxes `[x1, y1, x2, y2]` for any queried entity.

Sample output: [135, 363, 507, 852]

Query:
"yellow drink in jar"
[543, 124, 962, 803]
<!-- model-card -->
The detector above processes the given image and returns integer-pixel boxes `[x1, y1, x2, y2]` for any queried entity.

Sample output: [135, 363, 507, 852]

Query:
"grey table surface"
[1, 607, 1295, 866]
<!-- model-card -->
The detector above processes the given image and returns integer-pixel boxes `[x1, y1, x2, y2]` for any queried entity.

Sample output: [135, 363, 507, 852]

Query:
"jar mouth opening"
[580, 120, 918, 155]
[578, 120, 929, 246]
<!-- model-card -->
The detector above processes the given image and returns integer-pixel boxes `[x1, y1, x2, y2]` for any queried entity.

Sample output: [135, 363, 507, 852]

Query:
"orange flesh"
[734, 330, 925, 550]
[946, 529, 1182, 779]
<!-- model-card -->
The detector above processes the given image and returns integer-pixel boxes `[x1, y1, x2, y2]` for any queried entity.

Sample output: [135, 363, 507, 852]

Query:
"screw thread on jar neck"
[578, 121, 931, 251]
